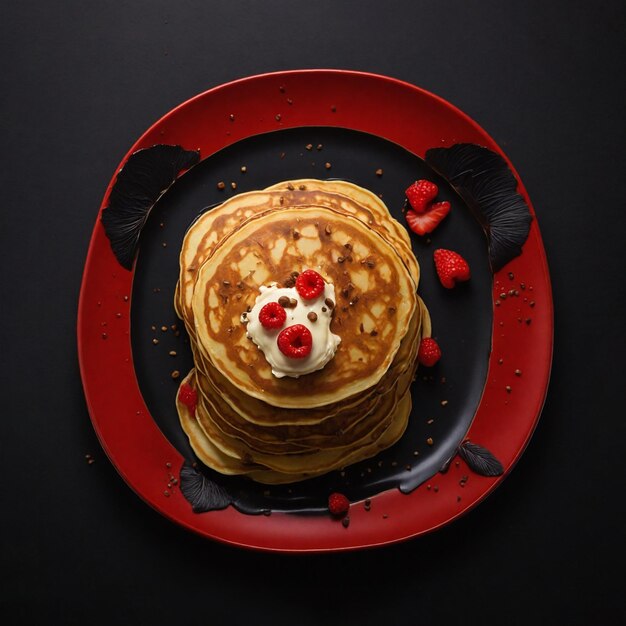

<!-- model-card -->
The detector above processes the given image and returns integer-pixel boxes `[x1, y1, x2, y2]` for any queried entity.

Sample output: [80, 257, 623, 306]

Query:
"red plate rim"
[77, 69, 553, 552]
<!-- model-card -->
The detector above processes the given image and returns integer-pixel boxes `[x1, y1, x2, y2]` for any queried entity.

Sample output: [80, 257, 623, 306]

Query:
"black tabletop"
[2, 2, 625, 624]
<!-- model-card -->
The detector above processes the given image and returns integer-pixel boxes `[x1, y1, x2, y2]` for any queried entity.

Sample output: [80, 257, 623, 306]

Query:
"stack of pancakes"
[175, 179, 430, 484]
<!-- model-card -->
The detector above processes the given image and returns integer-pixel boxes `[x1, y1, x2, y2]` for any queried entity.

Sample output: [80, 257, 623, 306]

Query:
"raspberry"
[417, 337, 442, 367]
[277, 324, 313, 358]
[405, 180, 438, 213]
[295, 269, 325, 300]
[258, 301, 287, 329]
[433, 249, 471, 289]
[328, 492, 350, 517]
[178, 382, 198, 414]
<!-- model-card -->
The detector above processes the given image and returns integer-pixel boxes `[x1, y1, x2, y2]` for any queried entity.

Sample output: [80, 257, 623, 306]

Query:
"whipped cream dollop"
[243, 279, 341, 378]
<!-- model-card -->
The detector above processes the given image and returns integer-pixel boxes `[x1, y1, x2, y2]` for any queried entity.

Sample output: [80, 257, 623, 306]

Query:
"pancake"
[187, 385, 414, 485]
[189, 369, 414, 478]
[199, 356, 417, 456]
[193, 296, 424, 427]
[191, 206, 417, 408]
[177, 370, 263, 476]
[175, 180, 430, 484]
[264, 178, 412, 247]
[176, 183, 419, 334]
[190, 299, 430, 432]
[180, 377, 411, 486]
[246, 394, 410, 484]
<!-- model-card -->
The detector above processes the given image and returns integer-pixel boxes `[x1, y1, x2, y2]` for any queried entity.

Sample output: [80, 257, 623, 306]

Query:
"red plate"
[78, 70, 552, 552]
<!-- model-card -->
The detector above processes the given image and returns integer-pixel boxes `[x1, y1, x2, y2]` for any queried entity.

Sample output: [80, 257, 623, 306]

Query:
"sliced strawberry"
[405, 201, 450, 236]
[277, 324, 313, 358]
[295, 269, 325, 300]
[258, 301, 287, 329]
[433, 249, 471, 288]
[405, 180, 438, 213]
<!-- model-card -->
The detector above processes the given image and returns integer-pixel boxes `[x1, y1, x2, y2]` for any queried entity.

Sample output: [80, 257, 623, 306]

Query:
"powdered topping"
[244, 275, 341, 378]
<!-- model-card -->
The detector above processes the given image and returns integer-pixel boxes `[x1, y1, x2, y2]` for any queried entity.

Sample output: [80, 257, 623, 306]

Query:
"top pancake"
[191, 206, 417, 408]
[265, 179, 412, 247]
[175, 180, 419, 331]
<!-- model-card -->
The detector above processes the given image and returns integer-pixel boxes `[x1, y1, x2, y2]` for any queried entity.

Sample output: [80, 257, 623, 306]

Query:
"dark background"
[2, 1, 625, 624]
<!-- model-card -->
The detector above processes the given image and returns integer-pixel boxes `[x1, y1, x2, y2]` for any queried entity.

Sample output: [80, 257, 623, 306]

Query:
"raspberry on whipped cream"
[243, 273, 341, 378]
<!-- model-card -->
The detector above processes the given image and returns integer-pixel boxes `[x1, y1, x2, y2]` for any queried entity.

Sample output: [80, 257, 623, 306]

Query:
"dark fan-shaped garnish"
[101, 144, 200, 269]
[458, 441, 504, 477]
[180, 461, 232, 513]
[425, 143, 532, 271]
